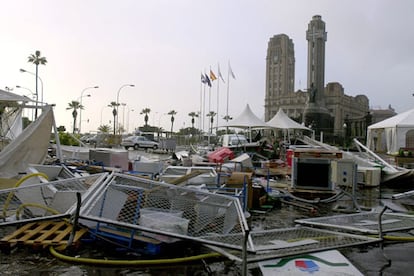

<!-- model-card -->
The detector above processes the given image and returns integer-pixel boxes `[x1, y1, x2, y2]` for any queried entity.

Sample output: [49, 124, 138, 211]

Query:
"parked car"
[80, 134, 94, 143]
[121, 135, 159, 150]
[218, 134, 250, 147]
[87, 133, 107, 145]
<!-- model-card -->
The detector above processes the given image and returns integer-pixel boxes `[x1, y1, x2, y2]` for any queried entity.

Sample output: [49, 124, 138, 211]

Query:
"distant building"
[306, 15, 327, 107]
[324, 82, 369, 140]
[369, 105, 397, 124]
[264, 15, 370, 142]
[303, 15, 333, 135]
[264, 34, 295, 121]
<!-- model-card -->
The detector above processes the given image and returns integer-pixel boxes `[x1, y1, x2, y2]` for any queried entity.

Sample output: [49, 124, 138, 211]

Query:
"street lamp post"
[157, 113, 167, 139]
[78, 94, 91, 133]
[16, 85, 33, 94]
[343, 123, 347, 149]
[19, 68, 43, 119]
[121, 103, 126, 134]
[116, 84, 134, 134]
[78, 86, 99, 134]
[16, 85, 35, 121]
[127, 108, 134, 134]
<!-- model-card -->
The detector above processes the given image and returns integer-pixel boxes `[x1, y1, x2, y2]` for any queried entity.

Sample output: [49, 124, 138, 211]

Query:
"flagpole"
[216, 63, 220, 131]
[226, 61, 231, 134]
[203, 81, 206, 134]
[208, 82, 212, 145]
[199, 73, 203, 136]
[208, 85, 211, 122]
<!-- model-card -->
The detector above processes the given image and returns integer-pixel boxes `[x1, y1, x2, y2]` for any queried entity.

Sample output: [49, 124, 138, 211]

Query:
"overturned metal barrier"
[295, 212, 414, 234]
[79, 173, 251, 251]
[1, 172, 383, 264]
[205, 226, 381, 263]
[78, 173, 380, 262]
[0, 173, 108, 226]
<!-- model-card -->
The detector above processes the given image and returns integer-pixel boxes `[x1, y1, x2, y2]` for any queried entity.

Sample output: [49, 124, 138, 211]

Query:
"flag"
[204, 73, 211, 87]
[201, 73, 207, 84]
[229, 62, 236, 79]
[218, 64, 225, 82]
[210, 69, 217, 81]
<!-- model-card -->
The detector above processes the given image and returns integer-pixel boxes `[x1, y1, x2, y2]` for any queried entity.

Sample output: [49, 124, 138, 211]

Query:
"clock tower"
[303, 15, 333, 136]
[264, 34, 295, 121]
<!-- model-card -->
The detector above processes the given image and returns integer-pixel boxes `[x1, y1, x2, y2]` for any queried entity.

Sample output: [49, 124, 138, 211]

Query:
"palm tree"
[223, 115, 233, 122]
[207, 111, 216, 134]
[66, 101, 83, 134]
[27, 50, 47, 119]
[98, 124, 111, 133]
[223, 115, 233, 134]
[168, 110, 177, 135]
[108, 101, 119, 135]
[188, 112, 199, 129]
[140, 108, 151, 126]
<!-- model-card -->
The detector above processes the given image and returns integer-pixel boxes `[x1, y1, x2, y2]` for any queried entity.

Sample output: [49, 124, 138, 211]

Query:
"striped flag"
[229, 62, 236, 79]
[201, 73, 207, 84]
[210, 70, 217, 81]
[205, 73, 211, 87]
[218, 64, 225, 82]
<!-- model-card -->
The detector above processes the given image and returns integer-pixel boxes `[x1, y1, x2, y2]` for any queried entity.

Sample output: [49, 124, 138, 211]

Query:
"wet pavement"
[1, 148, 414, 275]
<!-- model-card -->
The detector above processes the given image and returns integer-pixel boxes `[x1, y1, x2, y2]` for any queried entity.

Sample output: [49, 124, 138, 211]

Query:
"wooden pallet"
[0, 220, 88, 252]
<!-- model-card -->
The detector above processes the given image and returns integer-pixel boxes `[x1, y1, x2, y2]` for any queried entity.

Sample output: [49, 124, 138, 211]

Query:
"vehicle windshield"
[229, 135, 248, 145]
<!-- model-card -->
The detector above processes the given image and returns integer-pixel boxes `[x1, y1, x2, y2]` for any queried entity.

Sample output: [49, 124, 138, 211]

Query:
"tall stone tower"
[304, 15, 333, 134]
[264, 34, 295, 121]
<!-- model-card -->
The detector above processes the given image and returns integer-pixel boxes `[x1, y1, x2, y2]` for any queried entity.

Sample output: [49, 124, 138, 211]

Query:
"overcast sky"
[1, 0, 413, 133]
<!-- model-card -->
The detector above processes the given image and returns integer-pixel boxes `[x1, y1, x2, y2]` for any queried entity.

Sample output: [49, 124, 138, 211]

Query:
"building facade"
[370, 105, 397, 124]
[264, 15, 370, 142]
[324, 82, 369, 139]
[266, 83, 369, 138]
[306, 15, 327, 107]
[264, 34, 295, 121]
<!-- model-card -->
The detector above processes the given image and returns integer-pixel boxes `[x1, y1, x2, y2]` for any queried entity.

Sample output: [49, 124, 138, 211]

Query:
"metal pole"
[35, 64, 38, 119]
[38, 75, 43, 106]
[20, 69, 42, 119]
[122, 103, 126, 134]
[79, 86, 98, 133]
[51, 105, 63, 161]
[16, 85, 35, 121]
[242, 228, 249, 276]
[67, 192, 81, 246]
[116, 84, 134, 134]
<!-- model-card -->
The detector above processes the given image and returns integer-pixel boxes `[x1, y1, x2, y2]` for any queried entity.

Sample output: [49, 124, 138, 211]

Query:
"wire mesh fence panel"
[206, 226, 381, 263]
[80, 173, 250, 250]
[295, 212, 414, 234]
[0, 173, 107, 226]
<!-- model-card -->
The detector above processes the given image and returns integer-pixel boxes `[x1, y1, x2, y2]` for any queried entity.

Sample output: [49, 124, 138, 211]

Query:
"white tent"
[0, 89, 34, 140]
[266, 108, 311, 141]
[367, 108, 414, 154]
[219, 104, 269, 140]
[221, 104, 269, 129]
[0, 89, 34, 102]
[0, 105, 54, 178]
[266, 109, 310, 131]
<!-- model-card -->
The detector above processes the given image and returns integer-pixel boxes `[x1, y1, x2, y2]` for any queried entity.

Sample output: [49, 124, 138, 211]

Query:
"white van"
[218, 134, 249, 147]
